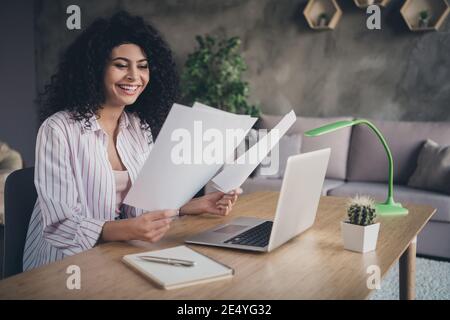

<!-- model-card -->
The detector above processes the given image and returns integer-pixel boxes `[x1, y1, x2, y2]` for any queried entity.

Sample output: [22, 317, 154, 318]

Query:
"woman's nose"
[126, 66, 138, 81]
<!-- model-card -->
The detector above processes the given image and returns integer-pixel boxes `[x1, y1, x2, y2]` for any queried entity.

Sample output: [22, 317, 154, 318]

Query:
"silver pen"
[139, 255, 196, 267]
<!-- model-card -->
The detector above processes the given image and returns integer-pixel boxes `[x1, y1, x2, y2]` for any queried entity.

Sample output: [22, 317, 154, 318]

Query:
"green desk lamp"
[304, 119, 408, 216]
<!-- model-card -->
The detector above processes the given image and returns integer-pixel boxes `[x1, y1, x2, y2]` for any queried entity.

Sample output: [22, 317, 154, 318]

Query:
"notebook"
[122, 245, 234, 290]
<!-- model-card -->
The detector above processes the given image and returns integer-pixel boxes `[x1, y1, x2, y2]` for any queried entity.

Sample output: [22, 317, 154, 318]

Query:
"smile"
[116, 84, 141, 95]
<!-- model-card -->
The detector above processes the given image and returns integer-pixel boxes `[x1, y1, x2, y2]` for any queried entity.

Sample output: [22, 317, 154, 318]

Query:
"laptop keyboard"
[224, 221, 273, 247]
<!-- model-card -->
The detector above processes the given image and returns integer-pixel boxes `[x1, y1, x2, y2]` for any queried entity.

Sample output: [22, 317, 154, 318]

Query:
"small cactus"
[346, 195, 377, 226]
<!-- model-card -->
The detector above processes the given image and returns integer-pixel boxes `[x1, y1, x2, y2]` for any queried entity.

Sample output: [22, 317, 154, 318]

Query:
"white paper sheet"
[193, 102, 252, 165]
[124, 103, 257, 211]
[210, 110, 297, 193]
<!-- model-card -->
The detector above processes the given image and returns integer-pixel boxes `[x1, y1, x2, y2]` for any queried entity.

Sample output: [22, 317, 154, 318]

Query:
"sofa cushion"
[407, 139, 450, 195]
[327, 181, 450, 223]
[226, 177, 345, 196]
[254, 134, 302, 179]
[241, 177, 282, 194]
[258, 115, 353, 180]
[347, 120, 450, 184]
[205, 177, 283, 195]
[416, 220, 450, 259]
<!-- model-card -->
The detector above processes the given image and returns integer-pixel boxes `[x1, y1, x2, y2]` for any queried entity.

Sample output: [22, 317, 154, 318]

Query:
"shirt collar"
[81, 111, 131, 134]
[118, 111, 131, 130]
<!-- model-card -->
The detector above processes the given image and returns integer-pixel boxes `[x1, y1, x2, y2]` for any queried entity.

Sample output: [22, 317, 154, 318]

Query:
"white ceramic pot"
[341, 221, 380, 253]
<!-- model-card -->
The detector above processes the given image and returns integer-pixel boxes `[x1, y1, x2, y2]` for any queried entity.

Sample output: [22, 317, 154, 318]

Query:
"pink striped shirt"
[23, 110, 153, 271]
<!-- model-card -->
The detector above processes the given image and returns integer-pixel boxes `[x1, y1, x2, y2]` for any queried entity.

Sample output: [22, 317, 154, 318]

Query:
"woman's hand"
[101, 210, 176, 243]
[128, 210, 177, 242]
[180, 188, 243, 216]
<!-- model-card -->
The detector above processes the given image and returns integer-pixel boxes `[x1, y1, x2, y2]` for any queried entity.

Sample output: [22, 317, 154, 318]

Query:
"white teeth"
[118, 84, 139, 93]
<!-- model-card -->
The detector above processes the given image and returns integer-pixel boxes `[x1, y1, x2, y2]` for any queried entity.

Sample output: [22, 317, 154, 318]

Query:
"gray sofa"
[206, 115, 450, 259]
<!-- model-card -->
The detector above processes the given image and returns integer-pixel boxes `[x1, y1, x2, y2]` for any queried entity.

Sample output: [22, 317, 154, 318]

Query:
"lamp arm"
[353, 119, 394, 204]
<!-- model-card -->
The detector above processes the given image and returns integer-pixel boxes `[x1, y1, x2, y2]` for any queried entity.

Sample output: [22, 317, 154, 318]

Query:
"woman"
[23, 11, 240, 271]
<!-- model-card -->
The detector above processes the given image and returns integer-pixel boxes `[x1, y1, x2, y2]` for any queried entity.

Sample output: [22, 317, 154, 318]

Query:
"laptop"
[185, 148, 331, 252]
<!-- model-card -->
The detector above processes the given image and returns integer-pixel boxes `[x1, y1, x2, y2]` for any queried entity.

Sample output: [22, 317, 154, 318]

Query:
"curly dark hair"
[39, 10, 180, 137]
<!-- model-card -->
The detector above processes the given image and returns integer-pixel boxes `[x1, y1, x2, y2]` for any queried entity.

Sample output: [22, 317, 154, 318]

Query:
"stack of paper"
[124, 102, 296, 211]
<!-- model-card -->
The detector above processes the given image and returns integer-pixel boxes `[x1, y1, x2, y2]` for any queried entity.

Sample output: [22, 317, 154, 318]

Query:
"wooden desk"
[0, 192, 435, 299]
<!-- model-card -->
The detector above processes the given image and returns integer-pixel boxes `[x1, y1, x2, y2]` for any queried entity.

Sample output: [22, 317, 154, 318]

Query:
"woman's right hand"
[128, 210, 177, 242]
[101, 210, 177, 243]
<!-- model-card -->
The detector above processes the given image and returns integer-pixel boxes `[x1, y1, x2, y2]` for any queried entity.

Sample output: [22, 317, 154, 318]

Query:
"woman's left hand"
[180, 188, 243, 216]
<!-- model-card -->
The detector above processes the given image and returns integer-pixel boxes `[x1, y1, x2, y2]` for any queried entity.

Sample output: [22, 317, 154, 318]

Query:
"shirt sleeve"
[35, 121, 106, 255]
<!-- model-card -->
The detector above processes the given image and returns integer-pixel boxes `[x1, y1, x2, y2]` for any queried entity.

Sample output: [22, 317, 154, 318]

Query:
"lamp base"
[376, 202, 408, 216]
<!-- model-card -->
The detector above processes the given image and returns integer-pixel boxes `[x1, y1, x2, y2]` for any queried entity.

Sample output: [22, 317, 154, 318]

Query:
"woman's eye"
[115, 64, 127, 68]
[138, 65, 149, 69]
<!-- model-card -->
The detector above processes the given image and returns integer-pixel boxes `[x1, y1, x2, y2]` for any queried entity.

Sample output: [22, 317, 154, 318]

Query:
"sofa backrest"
[258, 115, 353, 180]
[347, 120, 450, 184]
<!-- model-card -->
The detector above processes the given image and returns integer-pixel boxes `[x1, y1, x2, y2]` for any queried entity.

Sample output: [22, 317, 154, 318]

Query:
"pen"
[139, 255, 196, 267]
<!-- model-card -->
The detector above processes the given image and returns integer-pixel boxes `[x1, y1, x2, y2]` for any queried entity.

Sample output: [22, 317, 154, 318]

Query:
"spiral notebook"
[123, 245, 234, 290]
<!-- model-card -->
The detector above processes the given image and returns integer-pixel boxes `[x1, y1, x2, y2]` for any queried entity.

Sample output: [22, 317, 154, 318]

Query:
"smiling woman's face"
[103, 43, 150, 107]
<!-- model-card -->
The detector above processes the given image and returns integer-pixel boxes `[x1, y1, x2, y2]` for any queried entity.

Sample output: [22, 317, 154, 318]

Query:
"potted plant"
[317, 13, 329, 27]
[418, 10, 430, 29]
[341, 195, 380, 253]
[181, 35, 260, 117]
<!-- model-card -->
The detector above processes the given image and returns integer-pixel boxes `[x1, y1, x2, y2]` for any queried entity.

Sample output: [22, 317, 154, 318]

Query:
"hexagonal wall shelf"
[401, 0, 450, 31]
[354, 0, 391, 8]
[303, 0, 343, 30]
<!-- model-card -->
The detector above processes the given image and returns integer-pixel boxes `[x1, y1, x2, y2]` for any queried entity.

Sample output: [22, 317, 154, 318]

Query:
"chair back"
[3, 167, 36, 278]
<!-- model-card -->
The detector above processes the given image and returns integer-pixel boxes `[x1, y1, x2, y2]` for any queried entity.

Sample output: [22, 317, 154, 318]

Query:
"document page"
[124, 103, 257, 211]
[193, 102, 253, 164]
[211, 110, 296, 193]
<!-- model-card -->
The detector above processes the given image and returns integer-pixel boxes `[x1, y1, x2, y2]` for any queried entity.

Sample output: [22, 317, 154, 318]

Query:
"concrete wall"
[34, 0, 450, 124]
[0, 0, 37, 167]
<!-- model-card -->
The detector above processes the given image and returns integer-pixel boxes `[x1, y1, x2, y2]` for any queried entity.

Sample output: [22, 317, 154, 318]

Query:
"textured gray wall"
[0, 0, 36, 166]
[35, 0, 450, 121]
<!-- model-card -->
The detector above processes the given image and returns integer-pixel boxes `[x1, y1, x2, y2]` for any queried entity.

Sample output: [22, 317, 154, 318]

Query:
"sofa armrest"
[0, 170, 16, 225]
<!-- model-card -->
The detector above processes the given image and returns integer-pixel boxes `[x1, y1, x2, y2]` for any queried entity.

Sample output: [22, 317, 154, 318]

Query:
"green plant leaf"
[181, 34, 260, 116]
